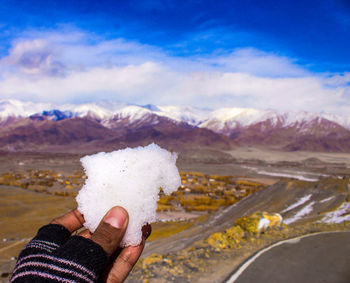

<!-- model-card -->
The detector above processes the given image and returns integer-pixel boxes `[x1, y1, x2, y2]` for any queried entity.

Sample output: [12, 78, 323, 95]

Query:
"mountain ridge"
[1, 99, 350, 153]
[2, 99, 350, 129]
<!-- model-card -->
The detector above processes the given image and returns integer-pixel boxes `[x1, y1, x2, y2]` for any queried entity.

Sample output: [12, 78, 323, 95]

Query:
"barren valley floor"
[0, 148, 349, 282]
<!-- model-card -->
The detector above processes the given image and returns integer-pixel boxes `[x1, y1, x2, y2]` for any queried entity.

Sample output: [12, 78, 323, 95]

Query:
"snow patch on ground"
[321, 202, 350, 223]
[319, 196, 335, 203]
[258, 218, 270, 232]
[241, 166, 320, 181]
[256, 171, 318, 181]
[281, 194, 313, 214]
[283, 201, 315, 225]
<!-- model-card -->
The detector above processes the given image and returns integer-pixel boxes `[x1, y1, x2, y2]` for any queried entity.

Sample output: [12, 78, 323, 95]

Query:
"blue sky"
[0, 0, 349, 113]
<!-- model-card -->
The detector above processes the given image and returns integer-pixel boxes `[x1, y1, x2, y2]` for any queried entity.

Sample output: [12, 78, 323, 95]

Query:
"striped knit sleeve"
[10, 224, 108, 283]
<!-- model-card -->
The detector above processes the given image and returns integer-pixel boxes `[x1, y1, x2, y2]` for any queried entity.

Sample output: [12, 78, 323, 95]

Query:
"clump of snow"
[76, 143, 181, 247]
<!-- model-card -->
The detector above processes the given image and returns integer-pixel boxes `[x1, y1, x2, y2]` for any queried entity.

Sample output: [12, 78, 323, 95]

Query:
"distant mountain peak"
[30, 109, 73, 121]
[142, 104, 160, 111]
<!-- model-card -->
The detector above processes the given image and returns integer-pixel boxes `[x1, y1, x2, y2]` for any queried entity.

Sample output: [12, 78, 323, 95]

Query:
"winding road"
[226, 231, 350, 283]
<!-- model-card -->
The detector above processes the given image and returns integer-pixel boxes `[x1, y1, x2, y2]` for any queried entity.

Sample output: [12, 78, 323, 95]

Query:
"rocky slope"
[128, 177, 350, 283]
[141, 177, 350, 256]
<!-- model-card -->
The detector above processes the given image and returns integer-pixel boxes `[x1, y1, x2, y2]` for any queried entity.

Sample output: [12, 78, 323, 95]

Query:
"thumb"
[91, 206, 129, 257]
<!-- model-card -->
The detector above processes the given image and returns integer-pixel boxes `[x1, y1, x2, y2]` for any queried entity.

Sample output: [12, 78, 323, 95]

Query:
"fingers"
[54, 207, 150, 283]
[51, 209, 85, 233]
[142, 224, 152, 240]
[104, 223, 151, 283]
[104, 240, 145, 283]
[90, 206, 129, 257]
[78, 229, 92, 238]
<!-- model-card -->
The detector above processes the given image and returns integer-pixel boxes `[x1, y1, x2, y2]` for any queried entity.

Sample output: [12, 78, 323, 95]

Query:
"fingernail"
[104, 207, 126, 229]
[142, 224, 152, 239]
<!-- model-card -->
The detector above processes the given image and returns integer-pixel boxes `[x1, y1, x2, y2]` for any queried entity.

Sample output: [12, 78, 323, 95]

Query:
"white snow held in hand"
[76, 143, 181, 247]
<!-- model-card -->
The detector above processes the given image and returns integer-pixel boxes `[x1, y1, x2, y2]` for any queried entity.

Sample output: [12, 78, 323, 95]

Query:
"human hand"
[11, 206, 151, 283]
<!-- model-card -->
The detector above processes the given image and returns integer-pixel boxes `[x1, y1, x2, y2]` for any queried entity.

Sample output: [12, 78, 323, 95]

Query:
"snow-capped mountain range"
[1, 99, 350, 152]
[1, 99, 350, 131]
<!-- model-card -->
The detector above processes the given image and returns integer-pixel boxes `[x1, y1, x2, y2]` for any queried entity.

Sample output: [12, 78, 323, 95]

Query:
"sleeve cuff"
[54, 236, 108, 276]
[34, 224, 71, 246]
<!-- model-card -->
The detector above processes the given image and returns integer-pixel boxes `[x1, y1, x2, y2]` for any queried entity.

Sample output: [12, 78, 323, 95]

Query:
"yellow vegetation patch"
[0, 169, 84, 196]
[142, 254, 164, 269]
[156, 204, 175, 212]
[207, 232, 230, 249]
[207, 212, 282, 250]
[147, 221, 194, 241]
[225, 226, 245, 242]
[235, 213, 263, 234]
[263, 212, 282, 227]
[235, 212, 282, 234]
[185, 205, 220, 211]
[236, 180, 261, 187]
[207, 225, 245, 250]
[0, 169, 265, 214]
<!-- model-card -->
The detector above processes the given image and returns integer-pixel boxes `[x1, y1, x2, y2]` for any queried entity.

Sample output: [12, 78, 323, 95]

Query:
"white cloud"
[324, 72, 350, 86]
[0, 28, 349, 114]
[0, 38, 66, 77]
[198, 48, 309, 77]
